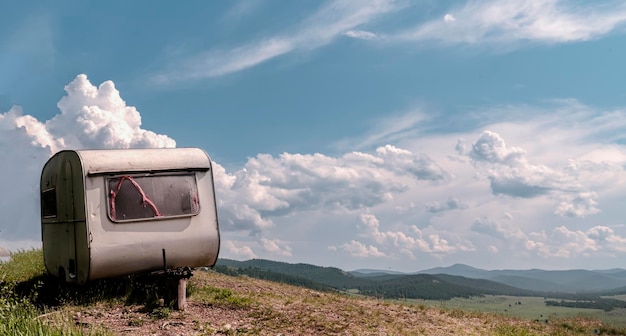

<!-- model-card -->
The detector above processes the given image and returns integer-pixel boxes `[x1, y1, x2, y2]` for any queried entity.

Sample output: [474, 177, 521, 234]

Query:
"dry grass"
[67, 271, 610, 336]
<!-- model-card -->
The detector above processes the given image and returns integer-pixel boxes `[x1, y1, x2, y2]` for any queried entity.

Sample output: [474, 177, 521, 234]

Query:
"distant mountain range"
[215, 259, 626, 299]
[417, 263, 626, 293]
[215, 258, 535, 300]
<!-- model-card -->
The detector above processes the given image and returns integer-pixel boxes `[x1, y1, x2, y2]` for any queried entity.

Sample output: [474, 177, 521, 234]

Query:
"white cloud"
[344, 29, 380, 40]
[525, 225, 626, 259]
[464, 130, 580, 201]
[376, 144, 448, 180]
[260, 238, 293, 257]
[352, 213, 461, 256]
[50, 74, 176, 150]
[397, 0, 626, 46]
[0, 74, 175, 246]
[469, 131, 525, 165]
[331, 240, 385, 258]
[534, 226, 599, 258]
[152, 0, 400, 83]
[443, 14, 456, 23]
[586, 226, 626, 252]
[223, 240, 257, 260]
[213, 145, 449, 234]
[554, 192, 600, 218]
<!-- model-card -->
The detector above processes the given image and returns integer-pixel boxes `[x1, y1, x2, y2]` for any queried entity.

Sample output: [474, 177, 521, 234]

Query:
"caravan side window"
[106, 173, 200, 222]
[41, 188, 57, 218]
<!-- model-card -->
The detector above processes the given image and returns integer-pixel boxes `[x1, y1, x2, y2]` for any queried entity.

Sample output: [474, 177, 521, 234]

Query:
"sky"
[3, 0, 626, 272]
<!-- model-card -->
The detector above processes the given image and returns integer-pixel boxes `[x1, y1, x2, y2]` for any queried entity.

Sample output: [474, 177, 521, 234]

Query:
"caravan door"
[62, 159, 78, 279]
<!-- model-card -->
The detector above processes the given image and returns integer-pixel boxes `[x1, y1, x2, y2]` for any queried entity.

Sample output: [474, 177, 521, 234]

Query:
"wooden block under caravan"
[40, 148, 220, 284]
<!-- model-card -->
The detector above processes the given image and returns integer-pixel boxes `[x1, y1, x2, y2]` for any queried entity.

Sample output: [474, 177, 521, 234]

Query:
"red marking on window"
[109, 175, 162, 220]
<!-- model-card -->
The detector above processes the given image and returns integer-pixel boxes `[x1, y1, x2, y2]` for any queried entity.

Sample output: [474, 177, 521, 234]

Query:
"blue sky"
[3, 0, 626, 272]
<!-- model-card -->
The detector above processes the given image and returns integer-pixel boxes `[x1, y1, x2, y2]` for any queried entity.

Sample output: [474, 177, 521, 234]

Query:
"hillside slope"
[72, 271, 606, 335]
[0, 251, 617, 335]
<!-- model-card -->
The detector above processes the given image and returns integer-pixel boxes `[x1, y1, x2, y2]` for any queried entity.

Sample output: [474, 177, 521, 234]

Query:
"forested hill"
[418, 263, 626, 293]
[215, 258, 534, 300]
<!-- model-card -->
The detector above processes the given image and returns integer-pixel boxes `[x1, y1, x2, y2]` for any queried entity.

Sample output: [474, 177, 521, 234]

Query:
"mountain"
[216, 258, 533, 299]
[217, 258, 626, 297]
[432, 274, 535, 296]
[489, 275, 564, 293]
[418, 264, 626, 293]
[419, 263, 491, 279]
[350, 268, 408, 276]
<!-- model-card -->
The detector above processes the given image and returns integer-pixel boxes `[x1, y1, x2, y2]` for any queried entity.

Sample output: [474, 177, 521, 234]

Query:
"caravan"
[40, 148, 220, 284]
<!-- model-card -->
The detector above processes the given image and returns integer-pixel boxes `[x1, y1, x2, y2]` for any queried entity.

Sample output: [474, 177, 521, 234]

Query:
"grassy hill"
[1, 250, 625, 335]
[216, 258, 535, 299]
[216, 258, 372, 289]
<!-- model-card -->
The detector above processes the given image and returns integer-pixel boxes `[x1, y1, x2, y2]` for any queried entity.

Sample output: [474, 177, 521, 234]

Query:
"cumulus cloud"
[529, 226, 599, 258]
[214, 145, 449, 233]
[330, 240, 385, 258]
[0, 74, 175, 245]
[524, 225, 626, 258]
[260, 238, 293, 257]
[464, 130, 581, 201]
[583, 226, 626, 253]
[348, 213, 461, 257]
[469, 131, 525, 165]
[50, 74, 175, 150]
[470, 217, 626, 259]
[397, 0, 626, 46]
[443, 14, 456, 23]
[223, 240, 257, 260]
[376, 145, 448, 180]
[554, 192, 600, 218]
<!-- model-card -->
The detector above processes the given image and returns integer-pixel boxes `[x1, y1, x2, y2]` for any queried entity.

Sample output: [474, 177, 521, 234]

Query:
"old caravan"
[40, 148, 220, 284]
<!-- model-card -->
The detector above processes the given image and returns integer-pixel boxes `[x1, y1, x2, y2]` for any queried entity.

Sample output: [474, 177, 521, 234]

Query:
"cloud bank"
[4, 75, 626, 270]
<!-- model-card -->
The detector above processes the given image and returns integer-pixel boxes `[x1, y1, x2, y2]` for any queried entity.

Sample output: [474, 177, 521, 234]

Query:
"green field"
[398, 295, 626, 328]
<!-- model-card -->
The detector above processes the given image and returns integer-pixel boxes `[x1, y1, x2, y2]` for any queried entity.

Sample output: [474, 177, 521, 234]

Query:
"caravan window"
[41, 188, 57, 218]
[106, 173, 200, 222]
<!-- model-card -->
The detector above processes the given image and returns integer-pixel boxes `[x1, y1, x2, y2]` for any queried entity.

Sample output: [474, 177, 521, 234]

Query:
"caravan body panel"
[41, 148, 220, 284]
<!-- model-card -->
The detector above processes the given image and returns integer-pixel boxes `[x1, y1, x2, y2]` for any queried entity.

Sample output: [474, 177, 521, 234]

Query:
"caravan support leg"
[177, 278, 187, 311]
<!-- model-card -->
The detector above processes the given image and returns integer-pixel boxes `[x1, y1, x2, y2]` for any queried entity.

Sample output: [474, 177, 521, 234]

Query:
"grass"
[2, 249, 626, 335]
[0, 251, 109, 335]
[403, 295, 626, 329]
[190, 283, 253, 309]
[0, 249, 155, 335]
